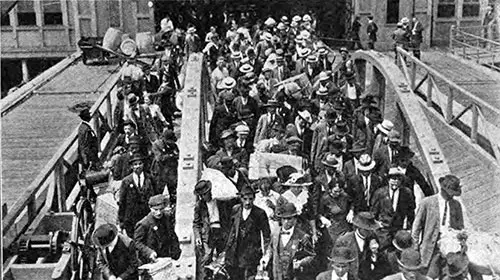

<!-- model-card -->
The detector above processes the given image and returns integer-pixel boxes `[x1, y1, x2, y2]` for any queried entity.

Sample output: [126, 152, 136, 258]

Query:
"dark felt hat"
[393, 230, 413, 251]
[276, 202, 298, 218]
[276, 165, 298, 182]
[79, 108, 91, 119]
[439, 175, 462, 196]
[92, 223, 118, 247]
[352, 212, 381, 230]
[328, 246, 356, 264]
[128, 152, 145, 163]
[128, 135, 142, 146]
[397, 249, 423, 271]
[194, 180, 212, 195]
[148, 194, 168, 207]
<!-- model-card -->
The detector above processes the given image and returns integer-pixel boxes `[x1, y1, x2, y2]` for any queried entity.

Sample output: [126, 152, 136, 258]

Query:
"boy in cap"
[118, 153, 158, 237]
[134, 194, 181, 264]
[222, 185, 271, 279]
[260, 202, 316, 280]
[94, 223, 139, 280]
[411, 174, 464, 278]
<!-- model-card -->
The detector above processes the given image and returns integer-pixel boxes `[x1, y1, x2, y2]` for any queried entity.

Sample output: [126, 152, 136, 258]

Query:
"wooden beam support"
[426, 74, 434, 107]
[446, 87, 454, 123]
[471, 104, 478, 144]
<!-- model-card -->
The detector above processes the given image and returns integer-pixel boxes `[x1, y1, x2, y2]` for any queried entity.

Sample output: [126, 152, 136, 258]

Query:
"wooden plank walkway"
[423, 108, 500, 233]
[1, 61, 120, 211]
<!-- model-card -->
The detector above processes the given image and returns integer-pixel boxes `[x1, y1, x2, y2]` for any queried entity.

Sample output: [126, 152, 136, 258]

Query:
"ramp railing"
[450, 24, 500, 70]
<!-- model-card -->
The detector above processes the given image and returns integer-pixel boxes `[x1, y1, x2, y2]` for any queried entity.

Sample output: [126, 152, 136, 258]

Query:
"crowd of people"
[76, 9, 476, 280]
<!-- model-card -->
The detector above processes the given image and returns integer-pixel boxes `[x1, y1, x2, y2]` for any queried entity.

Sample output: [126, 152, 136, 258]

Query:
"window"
[1, 14, 10, 26]
[43, 0, 63, 25]
[463, 0, 480, 17]
[17, 0, 37, 26]
[437, 0, 456, 18]
[386, 0, 400, 24]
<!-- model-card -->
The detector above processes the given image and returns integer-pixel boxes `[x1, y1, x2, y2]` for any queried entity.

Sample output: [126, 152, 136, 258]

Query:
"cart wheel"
[70, 198, 95, 280]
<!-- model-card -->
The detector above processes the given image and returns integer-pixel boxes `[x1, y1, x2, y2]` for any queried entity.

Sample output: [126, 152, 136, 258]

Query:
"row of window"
[386, 0, 481, 24]
[1, 0, 63, 27]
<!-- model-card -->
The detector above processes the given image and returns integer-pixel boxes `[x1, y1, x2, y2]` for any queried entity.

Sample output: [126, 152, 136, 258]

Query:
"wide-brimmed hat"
[352, 212, 381, 230]
[322, 154, 340, 168]
[377, 120, 394, 135]
[286, 136, 303, 145]
[339, 47, 349, 54]
[306, 54, 318, 63]
[129, 152, 146, 163]
[276, 202, 299, 218]
[235, 124, 250, 135]
[393, 230, 413, 251]
[92, 223, 118, 247]
[128, 93, 139, 105]
[298, 48, 312, 58]
[318, 71, 329, 81]
[262, 32, 273, 41]
[239, 64, 254, 74]
[317, 47, 328, 56]
[292, 15, 302, 22]
[446, 253, 469, 277]
[388, 130, 401, 143]
[317, 86, 328, 96]
[230, 51, 242, 59]
[149, 194, 168, 207]
[194, 180, 212, 195]
[388, 167, 405, 178]
[220, 129, 235, 140]
[328, 247, 356, 264]
[282, 172, 312, 187]
[349, 141, 366, 153]
[217, 77, 236, 90]
[242, 72, 257, 84]
[358, 154, 376, 171]
[333, 120, 350, 136]
[237, 184, 258, 196]
[439, 175, 462, 196]
[397, 249, 423, 271]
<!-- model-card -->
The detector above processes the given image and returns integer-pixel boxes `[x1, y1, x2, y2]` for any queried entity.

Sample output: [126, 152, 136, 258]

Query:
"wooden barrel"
[136, 32, 155, 54]
[120, 38, 137, 56]
[102, 27, 122, 51]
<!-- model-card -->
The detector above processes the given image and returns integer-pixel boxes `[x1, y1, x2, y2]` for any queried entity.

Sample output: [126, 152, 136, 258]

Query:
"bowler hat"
[322, 154, 340, 168]
[352, 212, 381, 230]
[237, 184, 257, 196]
[276, 202, 298, 218]
[194, 180, 212, 195]
[149, 194, 168, 207]
[79, 108, 91, 119]
[128, 152, 145, 163]
[328, 247, 356, 264]
[439, 175, 462, 196]
[357, 154, 376, 171]
[397, 249, 423, 271]
[325, 109, 337, 120]
[92, 223, 118, 247]
[333, 120, 350, 136]
[393, 230, 413, 251]
[327, 137, 346, 152]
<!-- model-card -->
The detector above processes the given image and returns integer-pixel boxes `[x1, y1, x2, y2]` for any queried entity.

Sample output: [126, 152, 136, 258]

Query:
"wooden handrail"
[453, 28, 500, 47]
[2, 73, 120, 240]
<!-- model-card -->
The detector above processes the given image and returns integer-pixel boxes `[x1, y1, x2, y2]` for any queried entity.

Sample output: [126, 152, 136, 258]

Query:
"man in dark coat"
[366, 15, 378, 50]
[373, 130, 402, 177]
[78, 108, 99, 171]
[209, 91, 237, 147]
[222, 185, 271, 280]
[124, 94, 155, 142]
[94, 223, 139, 280]
[396, 146, 434, 197]
[350, 16, 363, 50]
[151, 129, 179, 203]
[143, 65, 159, 94]
[134, 194, 181, 264]
[381, 249, 430, 280]
[193, 180, 237, 280]
[371, 167, 415, 249]
[316, 247, 356, 280]
[346, 154, 383, 214]
[118, 153, 158, 237]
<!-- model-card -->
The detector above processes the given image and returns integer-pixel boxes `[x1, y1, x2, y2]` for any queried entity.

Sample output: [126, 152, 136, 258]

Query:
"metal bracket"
[186, 87, 197, 98]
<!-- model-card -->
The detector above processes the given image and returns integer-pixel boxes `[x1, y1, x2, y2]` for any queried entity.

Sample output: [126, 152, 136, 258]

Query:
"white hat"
[318, 71, 329, 81]
[262, 32, 273, 41]
[283, 172, 312, 187]
[277, 22, 286, 30]
[302, 14, 312, 22]
[300, 30, 311, 40]
[230, 51, 242, 59]
[298, 48, 312, 58]
[388, 167, 405, 177]
[376, 120, 394, 135]
[239, 64, 254, 74]
[292, 15, 302, 22]
[357, 154, 376, 171]
[235, 124, 250, 135]
[317, 86, 328, 96]
[297, 110, 313, 124]
[264, 17, 277, 26]
[187, 27, 196, 33]
[401, 17, 410, 24]
[281, 16, 289, 22]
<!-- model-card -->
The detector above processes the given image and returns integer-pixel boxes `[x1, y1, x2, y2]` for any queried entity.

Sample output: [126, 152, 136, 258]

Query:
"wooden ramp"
[1, 61, 120, 211]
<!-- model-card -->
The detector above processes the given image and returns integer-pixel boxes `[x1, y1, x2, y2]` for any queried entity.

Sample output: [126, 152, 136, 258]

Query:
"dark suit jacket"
[371, 186, 415, 232]
[193, 199, 236, 244]
[96, 234, 139, 280]
[118, 173, 158, 232]
[224, 205, 271, 268]
[143, 74, 159, 93]
[358, 252, 392, 280]
[209, 104, 238, 147]
[335, 231, 372, 280]
[286, 123, 314, 157]
[373, 145, 399, 176]
[367, 21, 379, 41]
[316, 270, 355, 280]
[78, 122, 99, 168]
[346, 173, 383, 213]
[403, 163, 434, 197]
[134, 212, 181, 262]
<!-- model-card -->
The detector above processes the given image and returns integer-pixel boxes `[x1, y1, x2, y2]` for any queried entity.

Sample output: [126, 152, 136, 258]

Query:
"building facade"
[1, 0, 155, 96]
[352, 0, 496, 50]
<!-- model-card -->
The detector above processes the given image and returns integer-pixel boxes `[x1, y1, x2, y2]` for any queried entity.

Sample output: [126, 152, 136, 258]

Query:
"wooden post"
[106, 94, 113, 128]
[471, 104, 478, 143]
[426, 74, 433, 107]
[21, 60, 30, 83]
[27, 197, 36, 221]
[450, 25, 454, 51]
[93, 113, 101, 153]
[54, 160, 67, 212]
[410, 61, 417, 90]
[446, 87, 454, 123]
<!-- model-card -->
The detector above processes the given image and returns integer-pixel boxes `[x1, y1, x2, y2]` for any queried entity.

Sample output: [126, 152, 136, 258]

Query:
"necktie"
[105, 248, 111, 260]
[281, 230, 291, 235]
[442, 201, 448, 226]
[137, 175, 141, 189]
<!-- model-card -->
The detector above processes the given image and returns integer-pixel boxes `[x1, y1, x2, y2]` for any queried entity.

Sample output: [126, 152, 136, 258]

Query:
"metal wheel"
[70, 198, 95, 280]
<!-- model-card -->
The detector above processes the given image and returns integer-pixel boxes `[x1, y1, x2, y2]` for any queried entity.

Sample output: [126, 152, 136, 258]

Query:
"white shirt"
[331, 269, 349, 280]
[282, 189, 309, 215]
[280, 226, 295, 247]
[389, 188, 400, 212]
[242, 207, 251, 220]
[354, 230, 365, 253]
[206, 200, 221, 228]
[267, 112, 276, 124]
[346, 84, 357, 100]
[438, 194, 451, 231]
[236, 138, 246, 148]
[133, 172, 145, 188]
[362, 174, 372, 200]
[254, 190, 279, 218]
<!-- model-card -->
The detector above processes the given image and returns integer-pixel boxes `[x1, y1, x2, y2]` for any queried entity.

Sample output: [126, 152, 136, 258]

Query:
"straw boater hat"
[317, 47, 328, 56]
[298, 48, 312, 58]
[388, 167, 405, 178]
[376, 120, 394, 135]
[217, 77, 236, 90]
[286, 136, 303, 145]
[393, 230, 413, 251]
[282, 172, 312, 187]
[262, 32, 273, 41]
[306, 54, 318, 64]
[187, 26, 196, 33]
[277, 22, 286, 30]
[397, 249, 423, 271]
[302, 14, 312, 22]
[230, 51, 242, 59]
[264, 17, 277, 26]
[292, 15, 302, 22]
[401, 17, 410, 24]
[220, 129, 235, 140]
[276, 202, 299, 218]
[340, 47, 349, 54]
[290, 21, 298, 28]
[300, 30, 311, 40]
[439, 175, 462, 196]
[317, 86, 328, 96]
[328, 247, 356, 264]
[92, 223, 118, 248]
[235, 124, 250, 135]
[357, 154, 376, 171]
[297, 110, 313, 124]
[263, 99, 279, 108]
[322, 154, 340, 169]
[352, 212, 381, 230]
[318, 71, 329, 81]
[239, 64, 254, 74]
[194, 180, 212, 195]
[281, 16, 289, 23]
[294, 34, 304, 44]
